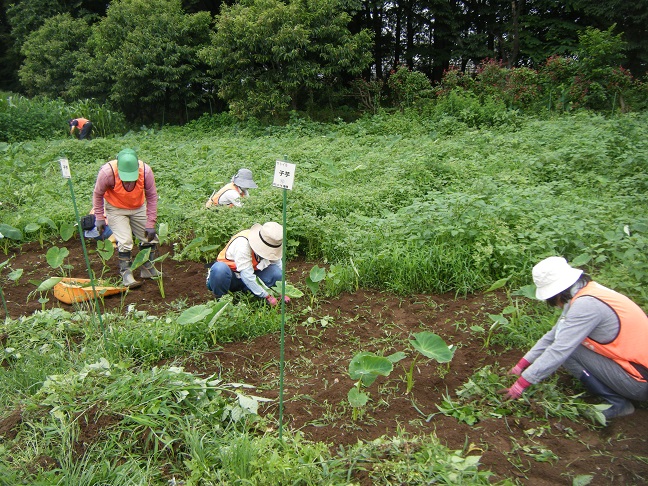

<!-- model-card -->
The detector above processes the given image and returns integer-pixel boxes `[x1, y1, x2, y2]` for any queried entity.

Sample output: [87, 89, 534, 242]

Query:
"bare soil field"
[2, 241, 647, 485]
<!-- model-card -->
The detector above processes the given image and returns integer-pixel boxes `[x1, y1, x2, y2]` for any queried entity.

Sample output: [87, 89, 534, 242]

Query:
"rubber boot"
[579, 370, 635, 421]
[139, 244, 161, 279]
[118, 251, 141, 288]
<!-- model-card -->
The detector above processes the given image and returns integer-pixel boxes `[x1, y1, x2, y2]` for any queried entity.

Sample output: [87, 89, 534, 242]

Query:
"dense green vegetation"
[1, 98, 647, 483]
[1, 0, 647, 124]
[2, 105, 647, 305]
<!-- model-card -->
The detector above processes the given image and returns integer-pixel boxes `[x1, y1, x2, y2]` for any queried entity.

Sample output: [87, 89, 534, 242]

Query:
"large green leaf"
[347, 387, 369, 408]
[97, 240, 114, 261]
[59, 222, 76, 241]
[46, 246, 69, 269]
[24, 223, 41, 233]
[36, 276, 64, 292]
[0, 224, 23, 241]
[177, 304, 213, 325]
[349, 352, 393, 387]
[409, 332, 454, 363]
[308, 265, 326, 283]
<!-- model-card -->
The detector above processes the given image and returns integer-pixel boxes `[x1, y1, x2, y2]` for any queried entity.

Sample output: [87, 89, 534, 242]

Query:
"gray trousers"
[563, 345, 648, 401]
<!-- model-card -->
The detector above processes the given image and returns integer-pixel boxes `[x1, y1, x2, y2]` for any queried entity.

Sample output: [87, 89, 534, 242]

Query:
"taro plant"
[27, 246, 70, 310]
[405, 331, 455, 394]
[95, 238, 115, 280]
[305, 265, 326, 306]
[347, 350, 405, 420]
[0, 224, 22, 255]
[131, 223, 170, 297]
[177, 296, 232, 346]
[24, 216, 57, 248]
[1, 258, 23, 321]
[59, 221, 76, 241]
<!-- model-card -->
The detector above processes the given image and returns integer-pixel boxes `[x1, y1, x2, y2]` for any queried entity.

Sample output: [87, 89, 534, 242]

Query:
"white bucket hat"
[532, 256, 583, 300]
[232, 168, 258, 189]
[248, 222, 283, 260]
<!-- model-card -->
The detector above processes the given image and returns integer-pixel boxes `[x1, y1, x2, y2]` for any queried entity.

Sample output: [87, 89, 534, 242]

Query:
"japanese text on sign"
[272, 160, 296, 190]
[59, 158, 71, 179]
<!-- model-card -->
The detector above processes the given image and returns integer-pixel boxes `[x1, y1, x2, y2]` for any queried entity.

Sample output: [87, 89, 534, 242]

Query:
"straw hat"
[532, 257, 583, 300]
[248, 222, 283, 260]
[232, 168, 258, 189]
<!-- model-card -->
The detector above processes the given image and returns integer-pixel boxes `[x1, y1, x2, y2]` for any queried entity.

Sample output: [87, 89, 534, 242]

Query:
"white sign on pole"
[272, 160, 296, 190]
[59, 158, 71, 179]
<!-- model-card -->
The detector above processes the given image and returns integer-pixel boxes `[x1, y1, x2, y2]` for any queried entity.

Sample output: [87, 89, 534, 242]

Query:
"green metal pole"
[278, 186, 287, 441]
[62, 162, 105, 335]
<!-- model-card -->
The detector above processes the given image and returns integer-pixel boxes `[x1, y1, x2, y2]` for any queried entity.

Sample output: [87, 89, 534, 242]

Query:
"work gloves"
[264, 295, 291, 306]
[508, 358, 531, 376]
[145, 228, 156, 242]
[498, 376, 531, 400]
[95, 220, 106, 235]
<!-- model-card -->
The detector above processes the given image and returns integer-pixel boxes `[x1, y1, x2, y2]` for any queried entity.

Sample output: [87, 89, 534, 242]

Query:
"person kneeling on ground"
[206, 221, 290, 306]
[205, 168, 257, 208]
[500, 256, 648, 422]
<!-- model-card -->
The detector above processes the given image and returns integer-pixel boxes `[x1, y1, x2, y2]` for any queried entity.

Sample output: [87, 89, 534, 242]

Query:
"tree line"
[1, 0, 646, 125]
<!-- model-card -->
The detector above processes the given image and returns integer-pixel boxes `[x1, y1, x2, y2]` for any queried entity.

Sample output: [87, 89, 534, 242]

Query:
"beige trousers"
[104, 201, 158, 253]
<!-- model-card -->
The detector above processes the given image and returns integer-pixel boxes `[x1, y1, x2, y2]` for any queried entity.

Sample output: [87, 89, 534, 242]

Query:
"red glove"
[265, 295, 278, 306]
[508, 358, 531, 376]
[498, 376, 531, 400]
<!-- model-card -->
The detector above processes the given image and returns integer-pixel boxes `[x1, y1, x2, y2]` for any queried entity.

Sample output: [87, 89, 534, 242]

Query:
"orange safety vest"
[75, 118, 89, 130]
[205, 183, 245, 208]
[216, 230, 260, 272]
[103, 160, 146, 209]
[575, 282, 648, 382]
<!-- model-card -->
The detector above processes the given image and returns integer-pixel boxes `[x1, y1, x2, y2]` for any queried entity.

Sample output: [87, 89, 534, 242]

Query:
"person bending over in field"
[205, 168, 257, 208]
[500, 256, 648, 422]
[206, 222, 289, 306]
[92, 148, 160, 288]
[68, 117, 93, 140]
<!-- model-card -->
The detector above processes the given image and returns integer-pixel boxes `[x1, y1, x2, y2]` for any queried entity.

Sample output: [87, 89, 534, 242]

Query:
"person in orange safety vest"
[205, 168, 257, 208]
[206, 222, 289, 307]
[68, 117, 93, 140]
[500, 256, 648, 422]
[92, 148, 160, 288]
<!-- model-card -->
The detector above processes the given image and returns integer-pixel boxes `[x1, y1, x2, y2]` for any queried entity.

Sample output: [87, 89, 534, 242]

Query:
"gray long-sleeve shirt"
[521, 284, 620, 384]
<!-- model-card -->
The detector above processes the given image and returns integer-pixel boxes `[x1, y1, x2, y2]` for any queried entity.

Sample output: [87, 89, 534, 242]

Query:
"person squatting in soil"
[205, 168, 258, 208]
[501, 256, 648, 421]
[92, 148, 160, 288]
[68, 117, 93, 140]
[206, 221, 290, 306]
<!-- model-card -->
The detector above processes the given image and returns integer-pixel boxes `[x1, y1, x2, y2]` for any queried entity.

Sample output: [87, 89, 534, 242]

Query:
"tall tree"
[70, 0, 212, 123]
[201, 0, 373, 119]
[19, 13, 91, 98]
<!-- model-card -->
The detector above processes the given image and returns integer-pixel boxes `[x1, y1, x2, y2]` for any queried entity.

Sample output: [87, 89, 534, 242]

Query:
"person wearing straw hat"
[205, 168, 258, 208]
[93, 148, 160, 288]
[206, 221, 290, 306]
[500, 256, 648, 421]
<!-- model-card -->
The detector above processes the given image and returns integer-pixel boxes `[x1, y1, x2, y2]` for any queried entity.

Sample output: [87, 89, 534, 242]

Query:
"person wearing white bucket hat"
[205, 168, 258, 208]
[206, 221, 290, 306]
[500, 256, 648, 422]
